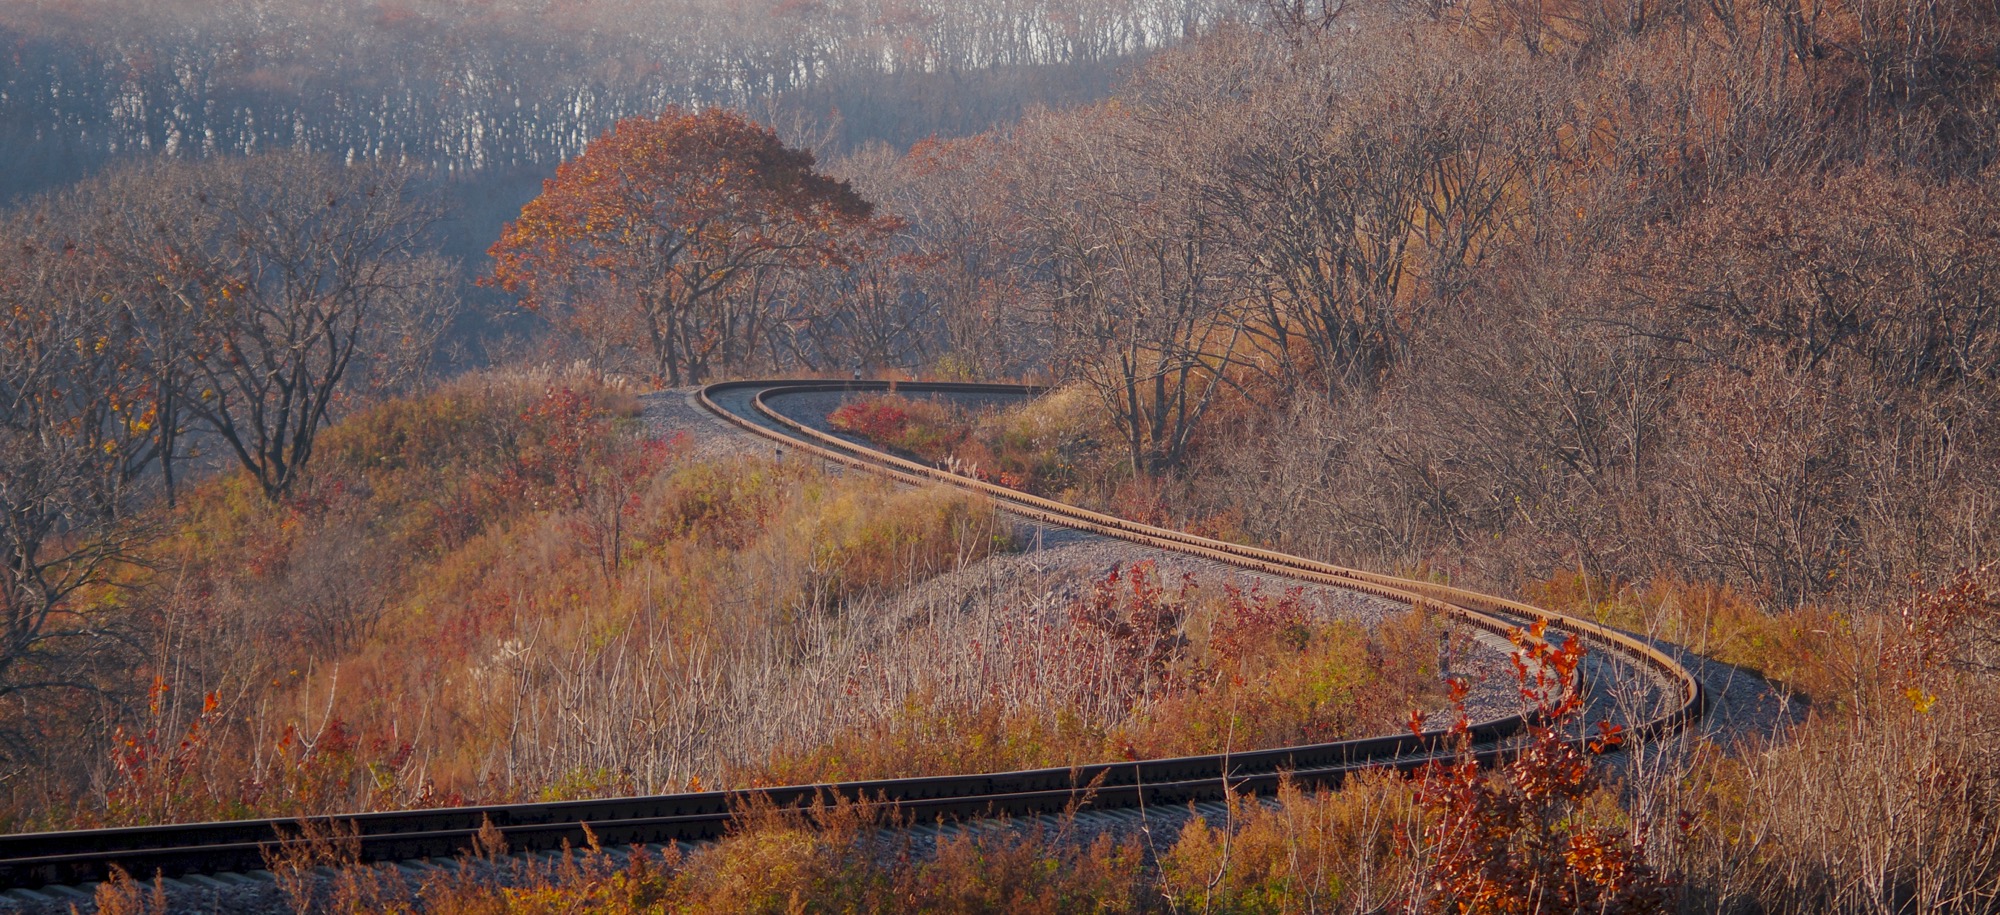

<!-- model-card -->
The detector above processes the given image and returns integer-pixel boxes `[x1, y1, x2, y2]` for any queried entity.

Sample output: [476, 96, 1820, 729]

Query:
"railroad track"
[0, 380, 1702, 897]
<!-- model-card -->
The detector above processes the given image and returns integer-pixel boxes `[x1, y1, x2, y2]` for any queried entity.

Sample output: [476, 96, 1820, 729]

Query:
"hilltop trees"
[488, 107, 892, 385]
[58, 155, 453, 505]
[1217, 39, 1533, 396]
[96, 154, 451, 502]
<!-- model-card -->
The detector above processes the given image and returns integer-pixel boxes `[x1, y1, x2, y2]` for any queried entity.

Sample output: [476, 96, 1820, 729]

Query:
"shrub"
[827, 393, 969, 462]
[1406, 622, 1664, 915]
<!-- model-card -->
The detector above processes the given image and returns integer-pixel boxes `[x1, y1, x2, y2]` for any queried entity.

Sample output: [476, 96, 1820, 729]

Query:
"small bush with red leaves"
[1408, 622, 1665, 915]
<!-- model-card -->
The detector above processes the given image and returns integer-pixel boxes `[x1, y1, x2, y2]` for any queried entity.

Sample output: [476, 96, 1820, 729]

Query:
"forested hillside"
[836, 0, 2000, 608]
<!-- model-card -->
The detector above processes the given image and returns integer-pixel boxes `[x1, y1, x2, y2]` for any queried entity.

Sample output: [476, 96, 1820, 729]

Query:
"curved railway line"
[0, 379, 1704, 898]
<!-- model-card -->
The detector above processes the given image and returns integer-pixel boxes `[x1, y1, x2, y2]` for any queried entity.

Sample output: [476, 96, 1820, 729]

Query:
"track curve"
[0, 379, 1704, 893]
[717, 380, 1701, 734]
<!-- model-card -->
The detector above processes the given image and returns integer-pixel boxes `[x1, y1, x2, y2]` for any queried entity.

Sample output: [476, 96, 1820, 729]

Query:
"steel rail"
[718, 380, 1701, 739]
[0, 380, 1702, 892]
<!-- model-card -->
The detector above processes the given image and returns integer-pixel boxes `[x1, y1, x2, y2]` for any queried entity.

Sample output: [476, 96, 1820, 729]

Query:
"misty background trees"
[0, 0, 1230, 187]
[0, 0, 1233, 290]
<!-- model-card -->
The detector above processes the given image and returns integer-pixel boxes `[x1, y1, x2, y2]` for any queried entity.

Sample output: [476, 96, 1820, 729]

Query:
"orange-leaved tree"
[488, 107, 891, 385]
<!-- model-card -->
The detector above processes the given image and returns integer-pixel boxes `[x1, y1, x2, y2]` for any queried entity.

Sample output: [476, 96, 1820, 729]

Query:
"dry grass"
[828, 386, 1118, 504]
[1646, 704, 2000, 914]
[34, 366, 2000, 915]
[19, 367, 1026, 825]
[1159, 774, 1418, 915]
[753, 564, 1450, 784]
[110, 561, 1995, 915]
[287, 800, 1151, 915]
[26, 367, 1445, 832]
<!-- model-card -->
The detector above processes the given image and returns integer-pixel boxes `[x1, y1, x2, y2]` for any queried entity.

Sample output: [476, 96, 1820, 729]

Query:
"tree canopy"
[488, 107, 892, 385]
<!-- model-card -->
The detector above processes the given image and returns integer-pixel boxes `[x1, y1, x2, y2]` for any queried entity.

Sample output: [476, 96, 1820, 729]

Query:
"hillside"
[1, 373, 1479, 834]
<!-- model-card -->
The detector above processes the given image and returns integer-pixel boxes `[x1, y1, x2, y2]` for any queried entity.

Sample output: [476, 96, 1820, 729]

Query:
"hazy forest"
[3, 0, 2000, 910]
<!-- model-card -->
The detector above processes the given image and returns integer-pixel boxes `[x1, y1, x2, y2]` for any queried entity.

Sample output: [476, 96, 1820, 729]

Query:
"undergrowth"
[754, 562, 1451, 784]
[827, 388, 1111, 504]
[26, 369, 1019, 829]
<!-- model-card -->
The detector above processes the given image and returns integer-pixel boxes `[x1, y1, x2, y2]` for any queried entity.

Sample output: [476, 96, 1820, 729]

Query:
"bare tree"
[1251, 0, 1351, 37]
[777, 243, 940, 375]
[0, 211, 150, 743]
[1003, 105, 1248, 478]
[1212, 34, 1535, 396]
[42, 163, 213, 507]
[844, 135, 1044, 379]
[156, 154, 446, 502]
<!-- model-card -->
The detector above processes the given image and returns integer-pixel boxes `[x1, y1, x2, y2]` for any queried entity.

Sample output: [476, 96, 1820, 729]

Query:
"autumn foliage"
[7, 0, 2000, 907]
[487, 107, 892, 385]
[1409, 623, 1663, 915]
